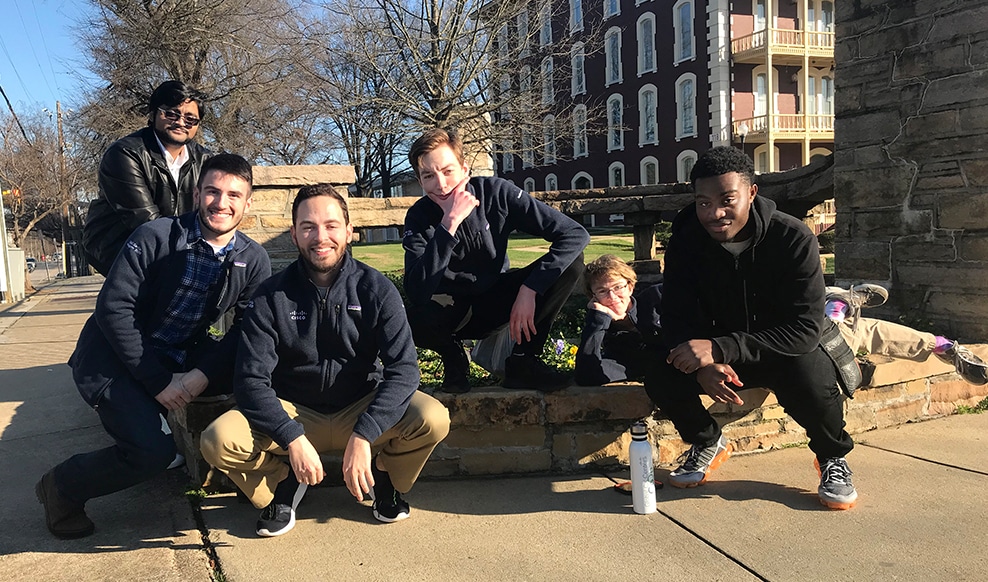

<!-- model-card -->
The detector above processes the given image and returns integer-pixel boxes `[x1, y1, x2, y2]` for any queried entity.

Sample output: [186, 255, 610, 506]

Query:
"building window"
[522, 131, 534, 168]
[639, 85, 657, 145]
[605, 27, 622, 86]
[498, 24, 509, 59]
[502, 141, 514, 173]
[541, 57, 554, 104]
[673, 0, 694, 63]
[637, 13, 656, 75]
[499, 73, 511, 119]
[609, 162, 625, 187]
[570, 0, 584, 33]
[572, 172, 593, 189]
[677, 150, 697, 182]
[524, 177, 536, 192]
[754, 144, 780, 174]
[755, 0, 767, 32]
[607, 94, 624, 152]
[573, 104, 588, 158]
[390, 184, 403, 197]
[517, 9, 529, 56]
[604, 0, 620, 19]
[640, 157, 659, 185]
[676, 74, 696, 139]
[539, 0, 552, 46]
[546, 174, 558, 191]
[543, 115, 557, 164]
[571, 43, 586, 96]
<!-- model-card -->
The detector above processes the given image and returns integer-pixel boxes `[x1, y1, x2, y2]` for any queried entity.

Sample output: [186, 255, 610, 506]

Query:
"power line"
[11, 0, 56, 100]
[0, 35, 35, 105]
[0, 83, 30, 142]
[27, 0, 63, 100]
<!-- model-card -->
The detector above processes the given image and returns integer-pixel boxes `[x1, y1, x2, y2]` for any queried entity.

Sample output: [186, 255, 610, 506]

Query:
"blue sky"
[0, 0, 94, 114]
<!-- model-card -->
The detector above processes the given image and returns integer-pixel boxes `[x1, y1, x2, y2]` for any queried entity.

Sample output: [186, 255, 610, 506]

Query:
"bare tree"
[74, 0, 336, 166]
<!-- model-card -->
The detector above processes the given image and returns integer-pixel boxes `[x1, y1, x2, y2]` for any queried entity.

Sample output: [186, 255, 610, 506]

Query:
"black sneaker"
[502, 354, 572, 392]
[370, 461, 410, 523]
[256, 470, 308, 537]
[937, 343, 988, 385]
[439, 341, 471, 394]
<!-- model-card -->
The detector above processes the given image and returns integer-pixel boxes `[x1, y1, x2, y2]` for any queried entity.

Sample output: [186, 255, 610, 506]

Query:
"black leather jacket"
[83, 127, 209, 275]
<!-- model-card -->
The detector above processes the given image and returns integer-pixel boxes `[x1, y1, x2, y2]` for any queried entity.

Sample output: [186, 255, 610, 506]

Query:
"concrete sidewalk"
[1, 279, 986, 581]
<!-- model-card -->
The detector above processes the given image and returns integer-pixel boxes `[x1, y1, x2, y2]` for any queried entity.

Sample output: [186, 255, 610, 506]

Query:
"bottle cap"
[631, 421, 648, 437]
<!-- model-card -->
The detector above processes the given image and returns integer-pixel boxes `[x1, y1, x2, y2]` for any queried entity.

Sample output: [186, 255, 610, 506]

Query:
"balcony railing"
[731, 28, 834, 56]
[734, 114, 833, 139]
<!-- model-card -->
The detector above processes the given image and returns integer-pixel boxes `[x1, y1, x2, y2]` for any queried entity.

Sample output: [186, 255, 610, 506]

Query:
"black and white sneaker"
[370, 461, 410, 523]
[256, 470, 308, 537]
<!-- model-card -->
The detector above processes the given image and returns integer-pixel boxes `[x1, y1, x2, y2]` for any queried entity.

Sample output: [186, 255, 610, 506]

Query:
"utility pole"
[56, 101, 70, 276]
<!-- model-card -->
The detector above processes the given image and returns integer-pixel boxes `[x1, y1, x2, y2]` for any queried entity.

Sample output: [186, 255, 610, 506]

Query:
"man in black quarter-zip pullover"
[201, 184, 449, 538]
[647, 146, 859, 511]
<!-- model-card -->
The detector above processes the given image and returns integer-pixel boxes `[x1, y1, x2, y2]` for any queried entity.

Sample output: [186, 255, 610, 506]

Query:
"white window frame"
[752, 65, 780, 120]
[522, 131, 534, 169]
[571, 43, 586, 96]
[604, 0, 620, 20]
[638, 84, 658, 146]
[677, 150, 697, 182]
[524, 177, 536, 192]
[604, 27, 623, 87]
[541, 56, 554, 105]
[608, 161, 625, 187]
[573, 104, 588, 158]
[607, 94, 624, 152]
[538, 0, 552, 46]
[546, 174, 558, 191]
[570, 0, 584, 34]
[543, 115, 557, 165]
[502, 141, 514, 173]
[753, 144, 780, 174]
[640, 156, 659, 185]
[676, 73, 697, 140]
[572, 171, 594, 189]
[637, 13, 656, 75]
[673, 0, 695, 64]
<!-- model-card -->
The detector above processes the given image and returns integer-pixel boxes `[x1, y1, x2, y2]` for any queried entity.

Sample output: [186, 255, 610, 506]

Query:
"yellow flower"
[569, 345, 578, 355]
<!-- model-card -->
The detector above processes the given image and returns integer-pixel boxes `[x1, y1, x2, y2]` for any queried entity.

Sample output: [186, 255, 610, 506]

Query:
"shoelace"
[821, 459, 853, 485]
[675, 445, 704, 472]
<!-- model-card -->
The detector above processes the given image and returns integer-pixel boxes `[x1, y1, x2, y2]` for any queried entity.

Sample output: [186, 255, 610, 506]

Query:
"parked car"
[26, 257, 37, 273]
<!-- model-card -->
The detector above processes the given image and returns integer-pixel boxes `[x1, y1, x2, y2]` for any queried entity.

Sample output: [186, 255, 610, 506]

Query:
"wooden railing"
[731, 28, 834, 55]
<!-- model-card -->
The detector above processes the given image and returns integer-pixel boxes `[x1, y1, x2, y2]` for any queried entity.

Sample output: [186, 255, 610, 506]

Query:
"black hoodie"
[661, 195, 825, 364]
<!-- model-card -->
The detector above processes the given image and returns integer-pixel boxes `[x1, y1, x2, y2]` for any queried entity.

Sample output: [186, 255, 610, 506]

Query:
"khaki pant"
[200, 391, 450, 508]
[838, 315, 936, 361]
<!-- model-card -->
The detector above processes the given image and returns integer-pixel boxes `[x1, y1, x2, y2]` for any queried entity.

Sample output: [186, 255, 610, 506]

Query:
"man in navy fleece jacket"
[201, 184, 449, 538]
[403, 128, 589, 393]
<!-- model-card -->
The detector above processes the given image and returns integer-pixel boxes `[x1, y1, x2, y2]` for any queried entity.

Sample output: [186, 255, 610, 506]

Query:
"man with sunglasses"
[83, 80, 211, 275]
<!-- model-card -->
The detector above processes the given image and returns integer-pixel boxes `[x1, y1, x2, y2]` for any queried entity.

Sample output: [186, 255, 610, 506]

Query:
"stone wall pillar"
[834, 1, 988, 340]
[244, 165, 356, 271]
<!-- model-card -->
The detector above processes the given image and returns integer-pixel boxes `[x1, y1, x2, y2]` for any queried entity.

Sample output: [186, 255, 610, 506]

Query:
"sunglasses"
[158, 107, 200, 127]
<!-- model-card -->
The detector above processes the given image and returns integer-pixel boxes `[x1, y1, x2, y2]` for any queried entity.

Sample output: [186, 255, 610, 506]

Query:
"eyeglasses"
[592, 281, 630, 300]
[158, 108, 200, 127]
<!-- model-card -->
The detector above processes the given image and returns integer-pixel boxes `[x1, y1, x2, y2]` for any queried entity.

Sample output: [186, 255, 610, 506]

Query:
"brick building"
[496, 0, 837, 201]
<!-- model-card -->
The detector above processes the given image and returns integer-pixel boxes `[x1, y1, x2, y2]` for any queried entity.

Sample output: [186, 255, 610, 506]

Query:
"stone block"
[858, 18, 935, 60]
[928, 4, 988, 43]
[736, 431, 808, 455]
[419, 458, 462, 478]
[544, 384, 653, 423]
[914, 173, 966, 192]
[835, 110, 903, 146]
[923, 70, 988, 111]
[435, 390, 543, 426]
[833, 241, 891, 281]
[892, 236, 956, 263]
[249, 189, 292, 213]
[961, 159, 988, 188]
[759, 404, 789, 421]
[835, 165, 916, 208]
[834, 82, 862, 114]
[895, 264, 988, 292]
[940, 191, 988, 229]
[253, 165, 355, 187]
[958, 234, 988, 261]
[350, 208, 408, 229]
[168, 397, 237, 486]
[895, 42, 969, 81]
[443, 425, 547, 448]
[259, 216, 293, 230]
[459, 449, 552, 474]
[929, 377, 988, 406]
[904, 110, 959, 141]
[874, 398, 927, 428]
[843, 405, 877, 434]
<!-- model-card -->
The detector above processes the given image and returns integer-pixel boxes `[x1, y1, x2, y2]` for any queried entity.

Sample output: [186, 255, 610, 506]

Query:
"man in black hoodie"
[201, 185, 450, 538]
[647, 146, 858, 510]
[402, 128, 589, 393]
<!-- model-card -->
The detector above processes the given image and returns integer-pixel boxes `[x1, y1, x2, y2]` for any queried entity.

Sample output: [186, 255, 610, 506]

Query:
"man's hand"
[342, 433, 374, 501]
[695, 364, 745, 405]
[589, 301, 626, 321]
[179, 368, 209, 399]
[154, 374, 195, 411]
[667, 339, 722, 373]
[437, 176, 479, 237]
[510, 285, 538, 345]
[287, 435, 325, 486]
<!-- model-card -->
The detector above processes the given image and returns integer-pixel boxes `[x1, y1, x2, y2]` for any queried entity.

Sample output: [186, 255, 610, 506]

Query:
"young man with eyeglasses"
[575, 254, 662, 385]
[83, 80, 211, 275]
[648, 146, 859, 510]
[403, 128, 589, 393]
[37, 154, 270, 539]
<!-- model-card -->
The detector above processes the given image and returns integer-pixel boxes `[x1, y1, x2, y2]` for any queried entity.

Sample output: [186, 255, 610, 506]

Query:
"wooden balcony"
[732, 28, 834, 65]
[733, 114, 834, 142]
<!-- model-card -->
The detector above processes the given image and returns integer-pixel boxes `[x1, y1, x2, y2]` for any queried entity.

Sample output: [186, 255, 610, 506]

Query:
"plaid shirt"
[151, 218, 236, 367]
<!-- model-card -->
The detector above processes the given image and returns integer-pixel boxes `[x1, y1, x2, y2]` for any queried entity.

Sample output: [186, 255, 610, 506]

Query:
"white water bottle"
[629, 421, 657, 514]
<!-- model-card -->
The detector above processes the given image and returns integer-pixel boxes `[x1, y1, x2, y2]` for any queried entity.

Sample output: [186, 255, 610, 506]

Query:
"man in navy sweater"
[36, 153, 270, 539]
[201, 185, 449, 538]
[403, 128, 590, 393]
